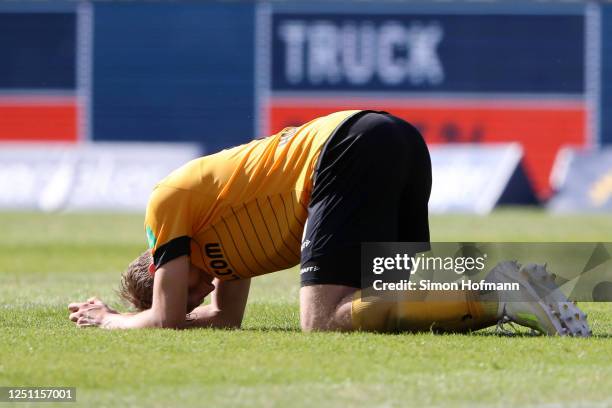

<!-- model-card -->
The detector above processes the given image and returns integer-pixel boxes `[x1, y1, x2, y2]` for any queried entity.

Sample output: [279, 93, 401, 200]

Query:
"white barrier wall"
[0, 143, 527, 214]
[0, 143, 202, 212]
[429, 144, 525, 214]
[549, 148, 612, 213]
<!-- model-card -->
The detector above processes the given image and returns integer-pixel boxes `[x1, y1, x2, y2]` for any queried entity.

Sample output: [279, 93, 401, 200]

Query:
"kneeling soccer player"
[68, 110, 590, 336]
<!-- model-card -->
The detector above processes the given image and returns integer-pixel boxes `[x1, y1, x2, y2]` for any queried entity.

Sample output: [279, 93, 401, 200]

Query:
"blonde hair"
[119, 250, 154, 311]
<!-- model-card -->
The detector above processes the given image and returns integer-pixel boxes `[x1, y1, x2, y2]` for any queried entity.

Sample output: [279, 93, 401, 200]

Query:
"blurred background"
[1, 0, 611, 214]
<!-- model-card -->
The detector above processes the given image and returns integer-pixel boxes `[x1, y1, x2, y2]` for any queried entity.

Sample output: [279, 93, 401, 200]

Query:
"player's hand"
[68, 297, 117, 328]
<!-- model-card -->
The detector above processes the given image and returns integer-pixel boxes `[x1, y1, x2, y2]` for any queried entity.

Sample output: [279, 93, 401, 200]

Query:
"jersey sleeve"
[144, 185, 193, 269]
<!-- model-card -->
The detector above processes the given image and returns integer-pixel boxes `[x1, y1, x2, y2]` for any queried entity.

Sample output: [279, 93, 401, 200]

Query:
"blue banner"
[92, 2, 255, 152]
[0, 13, 75, 89]
[601, 4, 612, 145]
[271, 13, 584, 94]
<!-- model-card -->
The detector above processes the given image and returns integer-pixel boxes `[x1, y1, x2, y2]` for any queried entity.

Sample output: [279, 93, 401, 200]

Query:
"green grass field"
[1, 209, 611, 407]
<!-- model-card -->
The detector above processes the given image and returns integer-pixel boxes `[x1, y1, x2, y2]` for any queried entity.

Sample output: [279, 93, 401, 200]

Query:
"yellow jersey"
[144, 110, 362, 280]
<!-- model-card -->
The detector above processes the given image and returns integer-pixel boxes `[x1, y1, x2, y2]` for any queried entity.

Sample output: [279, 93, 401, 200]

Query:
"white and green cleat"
[486, 261, 591, 337]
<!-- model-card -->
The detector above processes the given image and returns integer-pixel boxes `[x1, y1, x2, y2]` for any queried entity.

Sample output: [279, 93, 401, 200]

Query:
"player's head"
[119, 250, 214, 312]
[119, 250, 154, 311]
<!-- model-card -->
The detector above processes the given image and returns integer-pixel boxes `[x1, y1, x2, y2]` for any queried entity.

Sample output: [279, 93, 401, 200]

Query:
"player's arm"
[69, 186, 195, 329]
[185, 278, 251, 329]
[69, 256, 191, 329]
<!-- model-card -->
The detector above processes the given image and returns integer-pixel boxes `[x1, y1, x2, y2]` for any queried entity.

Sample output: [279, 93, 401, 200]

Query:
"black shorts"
[300, 111, 432, 288]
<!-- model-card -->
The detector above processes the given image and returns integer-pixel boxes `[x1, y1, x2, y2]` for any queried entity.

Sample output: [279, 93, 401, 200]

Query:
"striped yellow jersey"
[144, 110, 362, 280]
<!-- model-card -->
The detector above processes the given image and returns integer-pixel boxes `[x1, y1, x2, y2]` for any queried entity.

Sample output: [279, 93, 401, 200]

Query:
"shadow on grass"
[239, 327, 612, 337]
[444, 330, 612, 338]
[241, 326, 302, 333]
